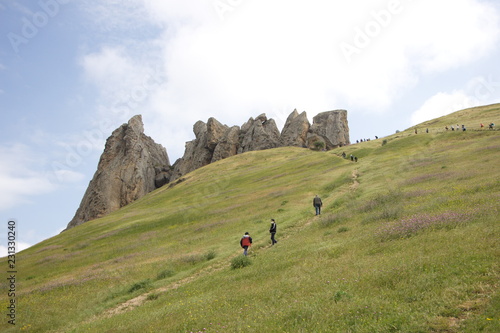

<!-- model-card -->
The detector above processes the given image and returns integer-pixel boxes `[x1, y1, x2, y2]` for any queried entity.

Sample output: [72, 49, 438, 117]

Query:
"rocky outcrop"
[65, 115, 170, 230]
[170, 121, 213, 181]
[238, 114, 281, 153]
[171, 109, 350, 182]
[280, 109, 310, 147]
[66, 109, 350, 229]
[308, 110, 350, 149]
[212, 125, 240, 163]
[170, 118, 236, 180]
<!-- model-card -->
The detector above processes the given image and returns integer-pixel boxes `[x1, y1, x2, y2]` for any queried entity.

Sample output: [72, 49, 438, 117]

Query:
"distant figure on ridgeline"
[240, 232, 252, 256]
[313, 195, 323, 216]
[269, 219, 277, 245]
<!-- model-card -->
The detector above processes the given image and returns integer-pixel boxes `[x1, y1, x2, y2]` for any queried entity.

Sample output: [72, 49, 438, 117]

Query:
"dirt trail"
[102, 253, 238, 318]
[350, 169, 359, 190]
[91, 171, 362, 320]
[98, 213, 321, 320]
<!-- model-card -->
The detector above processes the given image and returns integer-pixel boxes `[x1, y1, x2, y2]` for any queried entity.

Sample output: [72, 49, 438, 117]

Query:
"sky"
[1, 0, 499, 256]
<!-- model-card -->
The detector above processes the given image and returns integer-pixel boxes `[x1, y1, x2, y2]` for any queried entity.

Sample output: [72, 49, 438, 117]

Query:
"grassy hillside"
[2, 104, 499, 332]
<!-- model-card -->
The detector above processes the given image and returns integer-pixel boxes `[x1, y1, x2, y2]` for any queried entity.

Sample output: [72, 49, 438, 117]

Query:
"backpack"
[241, 236, 251, 247]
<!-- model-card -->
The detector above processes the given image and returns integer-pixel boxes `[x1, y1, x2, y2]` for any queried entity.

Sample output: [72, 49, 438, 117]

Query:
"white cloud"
[53, 170, 86, 184]
[76, 0, 500, 159]
[400, 0, 499, 73]
[0, 144, 57, 211]
[144, 0, 499, 110]
[0, 242, 32, 258]
[81, 47, 140, 99]
[411, 74, 500, 125]
[411, 91, 477, 125]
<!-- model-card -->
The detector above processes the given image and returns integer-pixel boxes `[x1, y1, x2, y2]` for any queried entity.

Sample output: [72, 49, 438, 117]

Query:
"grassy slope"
[1, 104, 499, 332]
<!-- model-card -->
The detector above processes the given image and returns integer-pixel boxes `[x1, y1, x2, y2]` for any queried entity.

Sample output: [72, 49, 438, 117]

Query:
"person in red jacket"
[240, 232, 252, 256]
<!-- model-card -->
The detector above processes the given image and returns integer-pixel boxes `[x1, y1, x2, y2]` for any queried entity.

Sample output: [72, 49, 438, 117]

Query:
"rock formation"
[212, 125, 240, 163]
[66, 109, 349, 229]
[65, 115, 170, 230]
[170, 109, 350, 182]
[308, 110, 349, 149]
[238, 114, 281, 153]
[280, 109, 310, 147]
[170, 118, 238, 180]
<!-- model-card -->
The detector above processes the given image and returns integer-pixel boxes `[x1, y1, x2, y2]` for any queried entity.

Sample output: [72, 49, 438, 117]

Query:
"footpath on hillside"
[76, 161, 362, 328]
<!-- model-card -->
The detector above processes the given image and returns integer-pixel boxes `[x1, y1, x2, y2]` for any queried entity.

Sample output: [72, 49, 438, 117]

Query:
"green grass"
[1, 104, 499, 332]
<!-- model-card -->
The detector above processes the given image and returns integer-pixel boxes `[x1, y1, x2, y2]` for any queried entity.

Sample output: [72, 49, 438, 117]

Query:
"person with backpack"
[269, 219, 277, 245]
[313, 195, 323, 215]
[240, 232, 252, 256]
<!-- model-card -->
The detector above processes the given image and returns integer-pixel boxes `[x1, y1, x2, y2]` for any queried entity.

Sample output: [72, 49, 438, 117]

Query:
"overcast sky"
[1, 0, 499, 255]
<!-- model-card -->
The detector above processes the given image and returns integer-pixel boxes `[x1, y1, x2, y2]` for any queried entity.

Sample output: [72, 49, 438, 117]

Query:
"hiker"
[313, 195, 323, 215]
[462, 125, 466, 131]
[240, 232, 252, 256]
[354, 156, 358, 162]
[269, 219, 277, 245]
[350, 154, 354, 161]
[489, 123, 495, 129]
[342, 151, 346, 159]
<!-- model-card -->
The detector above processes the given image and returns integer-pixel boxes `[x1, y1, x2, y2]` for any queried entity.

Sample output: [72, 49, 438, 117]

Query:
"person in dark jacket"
[313, 195, 323, 215]
[269, 219, 277, 245]
[240, 232, 252, 256]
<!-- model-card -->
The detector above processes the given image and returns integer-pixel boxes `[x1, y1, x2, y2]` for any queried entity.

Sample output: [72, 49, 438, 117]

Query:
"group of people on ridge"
[239, 195, 322, 256]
